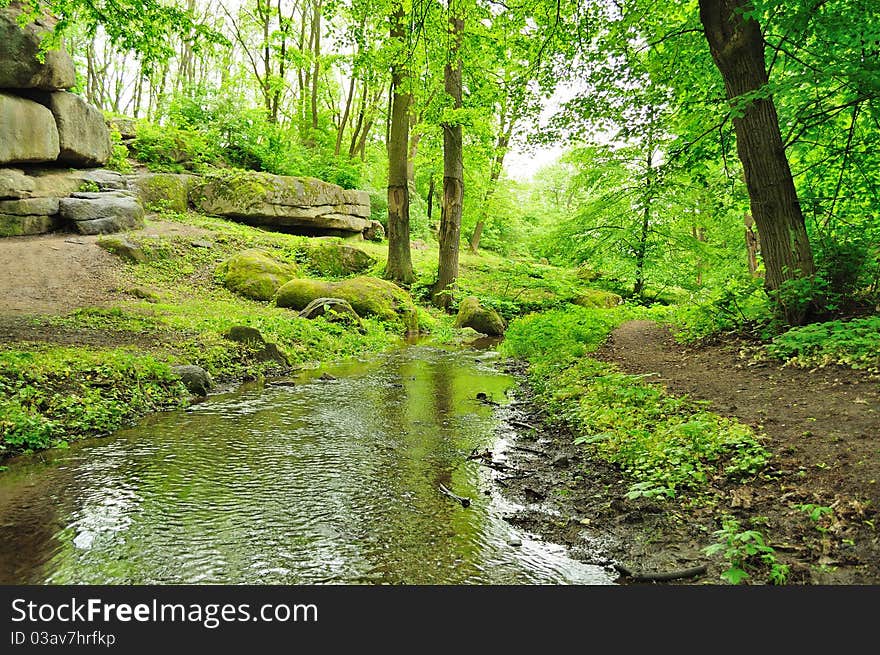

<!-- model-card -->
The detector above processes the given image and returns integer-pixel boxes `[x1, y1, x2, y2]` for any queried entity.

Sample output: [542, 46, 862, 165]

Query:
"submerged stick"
[439, 483, 471, 508]
[614, 563, 708, 583]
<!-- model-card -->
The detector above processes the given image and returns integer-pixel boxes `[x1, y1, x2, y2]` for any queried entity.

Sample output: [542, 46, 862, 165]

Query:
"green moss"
[275, 276, 419, 333]
[137, 174, 191, 213]
[97, 236, 147, 263]
[572, 289, 623, 309]
[453, 296, 507, 336]
[302, 241, 377, 277]
[216, 248, 298, 300]
[273, 278, 334, 310]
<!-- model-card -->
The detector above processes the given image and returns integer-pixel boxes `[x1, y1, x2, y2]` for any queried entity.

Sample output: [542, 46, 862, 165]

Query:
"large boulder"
[41, 92, 111, 166]
[130, 172, 192, 213]
[0, 197, 59, 216]
[190, 171, 371, 237]
[275, 276, 418, 333]
[302, 240, 376, 277]
[216, 248, 298, 301]
[0, 93, 59, 164]
[59, 191, 145, 235]
[171, 364, 213, 397]
[0, 5, 75, 90]
[453, 296, 506, 336]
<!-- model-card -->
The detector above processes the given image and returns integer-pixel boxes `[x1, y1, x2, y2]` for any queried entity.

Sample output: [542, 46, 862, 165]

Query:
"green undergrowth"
[501, 306, 771, 501]
[0, 347, 188, 457]
[764, 315, 880, 372]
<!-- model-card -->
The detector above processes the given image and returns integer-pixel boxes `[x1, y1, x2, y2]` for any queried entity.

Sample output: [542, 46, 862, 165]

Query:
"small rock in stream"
[507, 537, 523, 547]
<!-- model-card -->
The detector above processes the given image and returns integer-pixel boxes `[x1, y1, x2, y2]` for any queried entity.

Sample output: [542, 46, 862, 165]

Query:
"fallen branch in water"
[510, 420, 539, 431]
[439, 483, 471, 508]
[614, 563, 708, 583]
[510, 445, 546, 456]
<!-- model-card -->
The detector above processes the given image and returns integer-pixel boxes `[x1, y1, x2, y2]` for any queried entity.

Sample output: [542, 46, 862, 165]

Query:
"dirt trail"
[596, 320, 879, 508]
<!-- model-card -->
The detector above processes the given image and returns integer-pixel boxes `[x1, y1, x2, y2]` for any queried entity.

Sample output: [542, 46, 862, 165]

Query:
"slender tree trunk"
[699, 0, 815, 323]
[427, 175, 435, 224]
[335, 71, 357, 156]
[433, 9, 464, 309]
[310, 0, 322, 131]
[633, 147, 654, 298]
[385, 4, 414, 284]
[469, 111, 513, 253]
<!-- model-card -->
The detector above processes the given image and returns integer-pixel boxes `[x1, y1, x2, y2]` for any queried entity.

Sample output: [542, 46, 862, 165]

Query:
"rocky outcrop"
[59, 191, 144, 235]
[216, 248, 298, 301]
[42, 91, 111, 166]
[0, 167, 142, 237]
[0, 6, 110, 168]
[571, 289, 623, 309]
[190, 172, 372, 238]
[275, 276, 419, 334]
[222, 326, 289, 366]
[0, 93, 60, 164]
[0, 3, 75, 90]
[453, 296, 506, 336]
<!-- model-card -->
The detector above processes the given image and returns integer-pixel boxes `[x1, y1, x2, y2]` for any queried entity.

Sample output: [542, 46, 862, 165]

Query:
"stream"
[0, 344, 614, 585]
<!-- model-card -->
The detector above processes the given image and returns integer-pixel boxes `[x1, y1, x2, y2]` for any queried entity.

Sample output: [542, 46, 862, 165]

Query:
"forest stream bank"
[497, 320, 880, 585]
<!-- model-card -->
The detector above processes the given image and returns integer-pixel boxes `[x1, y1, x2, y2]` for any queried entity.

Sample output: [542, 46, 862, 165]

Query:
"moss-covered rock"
[302, 240, 376, 277]
[571, 289, 623, 309]
[133, 172, 192, 213]
[453, 296, 506, 336]
[216, 248, 298, 301]
[275, 276, 418, 333]
[272, 278, 334, 310]
[97, 235, 147, 263]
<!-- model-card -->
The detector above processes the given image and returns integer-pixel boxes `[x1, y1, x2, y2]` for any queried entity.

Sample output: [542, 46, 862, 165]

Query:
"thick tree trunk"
[699, 0, 814, 323]
[385, 5, 414, 284]
[433, 11, 464, 309]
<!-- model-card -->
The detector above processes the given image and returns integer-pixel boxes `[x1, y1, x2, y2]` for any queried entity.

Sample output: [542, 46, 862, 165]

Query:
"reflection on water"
[0, 345, 613, 585]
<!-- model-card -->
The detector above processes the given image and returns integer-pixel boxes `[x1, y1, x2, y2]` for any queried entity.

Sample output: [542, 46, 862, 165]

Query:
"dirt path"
[498, 320, 880, 585]
[596, 320, 880, 515]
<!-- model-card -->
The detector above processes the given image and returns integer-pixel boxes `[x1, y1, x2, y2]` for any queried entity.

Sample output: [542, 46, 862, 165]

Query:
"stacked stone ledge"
[0, 3, 140, 237]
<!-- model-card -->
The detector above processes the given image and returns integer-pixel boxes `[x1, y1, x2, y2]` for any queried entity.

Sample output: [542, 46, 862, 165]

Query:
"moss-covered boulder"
[132, 172, 192, 213]
[272, 278, 334, 310]
[571, 289, 623, 309]
[275, 276, 418, 333]
[216, 248, 298, 301]
[453, 296, 506, 336]
[303, 240, 376, 277]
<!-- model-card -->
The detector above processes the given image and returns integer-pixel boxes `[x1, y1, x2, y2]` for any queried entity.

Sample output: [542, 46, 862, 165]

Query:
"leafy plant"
[704, 517, 790, 585]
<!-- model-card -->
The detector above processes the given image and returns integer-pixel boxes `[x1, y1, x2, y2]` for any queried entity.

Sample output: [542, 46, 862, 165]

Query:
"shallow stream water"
[0, 344, 613, 585]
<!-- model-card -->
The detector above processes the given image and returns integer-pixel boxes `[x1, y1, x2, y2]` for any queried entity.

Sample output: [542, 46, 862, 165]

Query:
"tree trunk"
[385, 4, 414, 285]
[426, 175, 435, 224]
[469, 117, 512, 253]
[433, 9, 464, 309]
[699, 0, 815, 323]
[633, 146, 654, 299]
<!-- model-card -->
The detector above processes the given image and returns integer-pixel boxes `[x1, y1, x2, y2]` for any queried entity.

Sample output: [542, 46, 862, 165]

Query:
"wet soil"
[496, 320, 880, 585]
